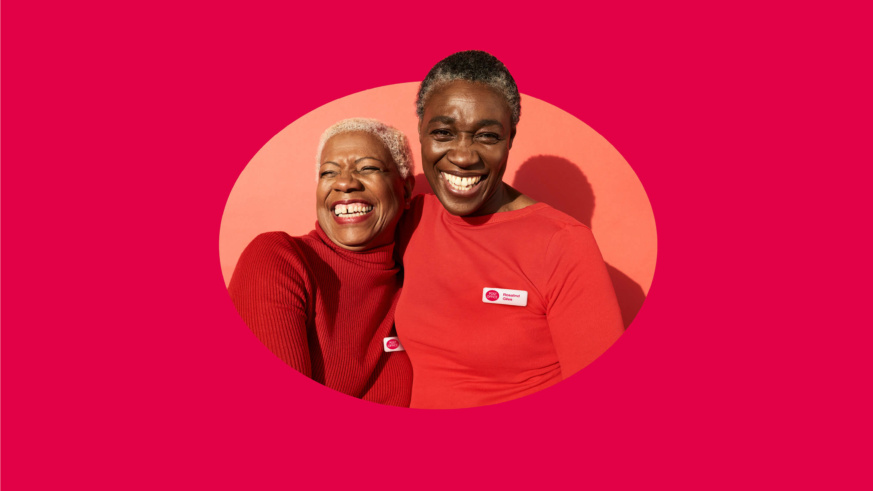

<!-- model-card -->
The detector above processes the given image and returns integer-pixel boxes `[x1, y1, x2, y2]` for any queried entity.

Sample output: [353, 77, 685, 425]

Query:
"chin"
[335, 234, 375, 250]
[436, 190, 488, 216]
[320, 223, 370, 250]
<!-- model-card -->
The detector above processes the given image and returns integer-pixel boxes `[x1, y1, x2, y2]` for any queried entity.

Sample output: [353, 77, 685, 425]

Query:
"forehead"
[424, 81, 511, 122]
[321, 131, 389, 161]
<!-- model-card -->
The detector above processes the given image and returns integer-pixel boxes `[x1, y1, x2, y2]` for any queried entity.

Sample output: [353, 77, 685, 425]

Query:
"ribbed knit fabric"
[395, 194, 624, 408]
[228, 225, 412, 407]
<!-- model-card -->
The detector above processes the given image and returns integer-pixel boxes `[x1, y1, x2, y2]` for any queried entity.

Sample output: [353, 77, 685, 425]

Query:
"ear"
[403, 175, 415, 203]
[508, 127, 516, 150]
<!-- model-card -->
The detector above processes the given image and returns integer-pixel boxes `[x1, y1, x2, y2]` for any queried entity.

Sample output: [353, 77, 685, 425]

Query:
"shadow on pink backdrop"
[220, 82, 656, 329]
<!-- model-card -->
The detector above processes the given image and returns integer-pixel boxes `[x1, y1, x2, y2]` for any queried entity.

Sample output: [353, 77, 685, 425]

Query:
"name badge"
[383, 337, 405, 352]
[482, 287, 528, 307]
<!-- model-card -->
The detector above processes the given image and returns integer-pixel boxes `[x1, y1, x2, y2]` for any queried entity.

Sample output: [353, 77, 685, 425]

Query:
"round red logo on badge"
[386, 339, 399, 350]
[485, 290, 499, 301]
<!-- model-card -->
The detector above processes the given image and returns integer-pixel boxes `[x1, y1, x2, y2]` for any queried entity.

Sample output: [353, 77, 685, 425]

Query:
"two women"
[230, 51, 623, 409]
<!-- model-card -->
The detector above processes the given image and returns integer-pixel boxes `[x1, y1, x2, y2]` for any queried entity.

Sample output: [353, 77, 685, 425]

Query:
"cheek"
[373, 180, 402, 208]
[485, 147, 509, 165]
[315, 186, 330, 206]
[421, 144, 440, 163]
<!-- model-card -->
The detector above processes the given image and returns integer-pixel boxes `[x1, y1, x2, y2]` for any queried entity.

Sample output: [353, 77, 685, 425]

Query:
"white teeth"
[334, 203, 373, 216]
[441, 172, 482, 191]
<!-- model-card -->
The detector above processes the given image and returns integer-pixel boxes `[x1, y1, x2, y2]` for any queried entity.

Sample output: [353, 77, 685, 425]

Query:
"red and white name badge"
[383, 337, 404, 352]
[482, 287, 528, 307]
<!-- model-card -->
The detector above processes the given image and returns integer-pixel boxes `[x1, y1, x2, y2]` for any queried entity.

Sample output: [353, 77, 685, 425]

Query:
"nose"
[333, 171, 363, 193]
[446, 135, 480, 168]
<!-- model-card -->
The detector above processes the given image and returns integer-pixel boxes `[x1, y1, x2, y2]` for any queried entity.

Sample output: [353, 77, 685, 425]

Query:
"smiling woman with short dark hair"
[395, 51, 624, 409]
[229, 118, 415, 406]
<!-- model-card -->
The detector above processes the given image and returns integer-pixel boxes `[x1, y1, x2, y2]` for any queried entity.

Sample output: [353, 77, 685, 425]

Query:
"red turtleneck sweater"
[228, 225, 412, 407]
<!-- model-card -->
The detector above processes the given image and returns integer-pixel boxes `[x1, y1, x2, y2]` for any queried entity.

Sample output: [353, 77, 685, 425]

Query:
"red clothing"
[228, 226, 412, 407]
[395, 194, 623, 408]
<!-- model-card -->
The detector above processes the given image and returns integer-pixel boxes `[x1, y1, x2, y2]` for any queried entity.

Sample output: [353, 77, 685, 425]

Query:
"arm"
[544, 225, 625, 378]
[228, 232, 313, 376]
[361, 350, 414, 407]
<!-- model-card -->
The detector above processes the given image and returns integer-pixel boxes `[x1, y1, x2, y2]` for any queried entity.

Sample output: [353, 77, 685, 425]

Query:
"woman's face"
[419, 80, 514, 216]
[316, 131, 411, 251]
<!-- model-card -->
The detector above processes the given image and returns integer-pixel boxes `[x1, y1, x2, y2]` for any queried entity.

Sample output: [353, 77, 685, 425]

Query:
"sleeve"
[228, 232, 313, 376]
[361, 351, 413, 407]
[543, 225, 624, 378]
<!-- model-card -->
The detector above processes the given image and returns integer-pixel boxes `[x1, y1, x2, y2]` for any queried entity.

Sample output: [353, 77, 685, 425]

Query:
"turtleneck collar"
[312, 222, 397, 269]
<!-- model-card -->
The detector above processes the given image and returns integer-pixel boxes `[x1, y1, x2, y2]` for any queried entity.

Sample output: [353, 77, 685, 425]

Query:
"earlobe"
[403, 175, 415, 208]
[404, 175, 415, 199]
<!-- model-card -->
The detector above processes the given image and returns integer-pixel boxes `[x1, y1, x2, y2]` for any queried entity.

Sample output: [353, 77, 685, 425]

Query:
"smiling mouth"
[333, 202, 374, 218]
[440, 172, 485, 192]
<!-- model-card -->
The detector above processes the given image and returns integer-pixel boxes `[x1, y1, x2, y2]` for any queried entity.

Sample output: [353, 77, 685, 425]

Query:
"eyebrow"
[427, 116, 455, 125]
[476, 119, 504, 129]
[426, 116, 504, 130]
[320, 157, 385, 166]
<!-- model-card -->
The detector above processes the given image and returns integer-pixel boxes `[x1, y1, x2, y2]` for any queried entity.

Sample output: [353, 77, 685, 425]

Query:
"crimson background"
[3, 1, 870, 489]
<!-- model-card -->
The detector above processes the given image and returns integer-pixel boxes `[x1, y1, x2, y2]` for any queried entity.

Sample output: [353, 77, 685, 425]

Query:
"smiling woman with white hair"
[229, 118, 415, 406]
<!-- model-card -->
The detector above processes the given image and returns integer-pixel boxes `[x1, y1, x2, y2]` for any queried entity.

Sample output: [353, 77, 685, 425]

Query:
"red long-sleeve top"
[395, 194, 624, 409]
[228, 226, 412, 407]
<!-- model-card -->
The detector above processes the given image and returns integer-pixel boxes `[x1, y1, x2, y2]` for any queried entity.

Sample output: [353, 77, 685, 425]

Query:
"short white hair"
[316, 118, 414, 179]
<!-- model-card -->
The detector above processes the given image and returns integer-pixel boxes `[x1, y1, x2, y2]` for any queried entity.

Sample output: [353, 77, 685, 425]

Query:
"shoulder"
[408, 193, 441, 214]
[233, 232, 314, 279]
[240, 231, 305, 259]
[406, 193, 444, 215]
[529, 203, 591, 231]
[396, 194, 437, 256]
[537, 210, 598, 250]
[229, 232, 317, 300]
[506, 205, 603, 265]
[546, 223, 599, 255]
[535, 215, 606, 282]
[246, 231, 298, 248]
[497, 203, 593, 241]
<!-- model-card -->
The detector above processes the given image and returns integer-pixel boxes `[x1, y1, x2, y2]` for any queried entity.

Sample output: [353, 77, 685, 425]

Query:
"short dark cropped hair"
[416, 50, 521, 129]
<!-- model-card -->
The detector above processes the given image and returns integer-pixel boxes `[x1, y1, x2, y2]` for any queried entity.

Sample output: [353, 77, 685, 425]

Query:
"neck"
[472, 183, 529, 216]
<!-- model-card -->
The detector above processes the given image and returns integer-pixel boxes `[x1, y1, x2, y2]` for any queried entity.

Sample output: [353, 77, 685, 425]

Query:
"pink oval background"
[220, 83, 656, 327]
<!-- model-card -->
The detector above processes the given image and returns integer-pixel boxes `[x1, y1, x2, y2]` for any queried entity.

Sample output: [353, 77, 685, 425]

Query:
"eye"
[358, 166, 382, 174]
[475, 133, 501, 144]
[430, 129, 453, 141]
[319, 170, 337, 178]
